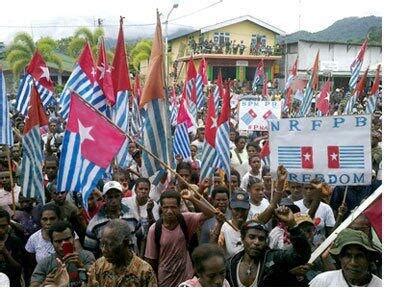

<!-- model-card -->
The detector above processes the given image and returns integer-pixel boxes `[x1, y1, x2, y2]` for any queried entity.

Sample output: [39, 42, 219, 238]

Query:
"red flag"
[370, 65, 381, 96]
[204, 91, 217, 147]
[301, 146, 313, 169]
[327, 146, 340, 169]
[316, 80, 331, 115]
[311, 51, 320, 90]
[363, 195, 382, 240]
[24, 86, 48, 134]
[97, 38, 115, 105]
[78, 43, 97, 84]
[217, 71, 224, 98]
[186, 58, 197, 104]
[112, 17, 132, 97]
[217, 83, 230, 126]
[355, 67, 369, 96]
[262, 77, 269, 97]
[67, 93, 126, 168]
[198, 58, 208, 85]
[260, 141, 270, 158]
[26, 50, 54, 91]
[176, 90, 192, 125]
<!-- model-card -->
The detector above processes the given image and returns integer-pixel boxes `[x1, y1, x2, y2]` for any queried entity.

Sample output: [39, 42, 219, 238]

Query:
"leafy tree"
[67, 27, 105, 58]
[6, 32, 62, 78]
[130, 39, 152, 71]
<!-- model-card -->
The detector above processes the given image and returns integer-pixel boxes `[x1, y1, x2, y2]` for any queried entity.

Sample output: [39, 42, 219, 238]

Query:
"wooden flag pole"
[70, 90, 238, 231]
[5, 146, 16, 215]
[342, 185, 349, 204]
[308, 185, 382, 264]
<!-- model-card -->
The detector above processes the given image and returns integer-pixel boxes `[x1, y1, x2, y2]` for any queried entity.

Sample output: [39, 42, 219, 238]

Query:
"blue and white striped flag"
[20, 86, 48, 204]
[366, 64, 381, 114]
[298, 52, 319, 117]
[348, 38, 368, 91]
[59, 43, 108, 119]
[173, 123, 191, 160]
[140, 13, 174, 184]
[0, 70, 13, 146]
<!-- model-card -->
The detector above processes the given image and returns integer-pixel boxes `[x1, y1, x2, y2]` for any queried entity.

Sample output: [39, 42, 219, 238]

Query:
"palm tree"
[68, 27, 105, 58]
[6, 32, 62, 78]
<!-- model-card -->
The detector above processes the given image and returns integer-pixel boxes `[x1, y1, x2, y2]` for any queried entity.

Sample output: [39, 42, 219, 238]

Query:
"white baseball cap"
[102, 181, 123, 196]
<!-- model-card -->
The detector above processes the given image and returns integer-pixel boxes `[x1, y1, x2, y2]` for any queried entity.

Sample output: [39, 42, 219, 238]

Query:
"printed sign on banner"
[268, 115, 372, 186]
[239, 98, 281, 131]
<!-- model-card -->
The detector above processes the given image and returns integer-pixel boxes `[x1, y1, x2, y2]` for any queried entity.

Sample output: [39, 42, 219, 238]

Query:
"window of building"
[251, 34, 267, 47]
[214, 32, 230, 45]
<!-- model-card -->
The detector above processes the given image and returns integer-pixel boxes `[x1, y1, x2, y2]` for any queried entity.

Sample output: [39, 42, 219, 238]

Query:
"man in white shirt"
[294, 182, 335, 247]
[0, 171, 20, 215]
[310, 228, 382, 287]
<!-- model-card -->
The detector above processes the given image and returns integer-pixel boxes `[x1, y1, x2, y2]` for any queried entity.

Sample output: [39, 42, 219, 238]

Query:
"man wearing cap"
[211, 190, 250, 259]
[310, 228, 382, 287]
[84, 181, 139, 258]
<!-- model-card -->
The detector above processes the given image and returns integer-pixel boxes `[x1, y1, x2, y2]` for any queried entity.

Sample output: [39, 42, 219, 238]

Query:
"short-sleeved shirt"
[25, 230, 55, 263]
[88, 253, 157, 287]
[145, 212, 206, 287]
[30, 250, 95, 287]
[309, 269, 382, 287]
[295, 199, 335, 246]
[218, 221, 243, 259]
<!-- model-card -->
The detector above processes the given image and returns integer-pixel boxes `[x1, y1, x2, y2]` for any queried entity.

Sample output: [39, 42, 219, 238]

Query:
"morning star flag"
[20, 85, 48, 204]
[186, 58, 198, 120]
[366, 64, 381, 114]
[344, 67, 369, 115]
[0, 68, 13, 146]
[16, 50, 56, 116]
[252, 59, 264, 92]
[298, 51, 319, 117]
[173, 94, 191, 160]
[315, 80, 331, 116]
[139, 12, 173, 182]
[196, 58, 208, 110]
[285, 58, 298, 90]
[169, 86, 179, 127]
[59, 43, 107, 119]
[215, 84, 231, 178]
[112, 17, 132, 168]
[200, 91, 218, 181]
[96, 38, 115, 106]
[130, 74, 143, 139]
[348, 38, 368, 91]
[268, 115, 372, 186]
[57, 93, 126, 210]
[214, 71, 223, 114]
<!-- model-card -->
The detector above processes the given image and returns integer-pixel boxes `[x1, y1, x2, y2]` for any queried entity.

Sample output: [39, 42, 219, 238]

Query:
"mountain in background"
[280, 16, 382, 44]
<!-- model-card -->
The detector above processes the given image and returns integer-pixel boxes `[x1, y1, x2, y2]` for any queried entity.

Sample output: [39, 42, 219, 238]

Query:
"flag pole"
[308, 185, 382, 264]
[5, 146, 16, 215]
[71, 90, 238, 231]
[342, 185, 349, 204]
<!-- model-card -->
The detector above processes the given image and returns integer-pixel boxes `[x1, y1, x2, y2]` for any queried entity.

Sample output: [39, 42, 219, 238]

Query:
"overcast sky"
[0, 0, 384, 43]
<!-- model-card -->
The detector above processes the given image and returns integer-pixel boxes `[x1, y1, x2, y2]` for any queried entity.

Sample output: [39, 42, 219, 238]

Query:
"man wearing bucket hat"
[84, 181, 139, 257]
[310, 228, 382, 287]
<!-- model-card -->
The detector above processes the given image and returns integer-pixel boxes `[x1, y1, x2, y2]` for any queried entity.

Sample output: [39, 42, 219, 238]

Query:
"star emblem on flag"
[78, 120, 94, 144]
[303, 152, 311, 161]
[39, 66, 50, 81]
[97, 63, 112, 80]
[211, 116, 217, 129]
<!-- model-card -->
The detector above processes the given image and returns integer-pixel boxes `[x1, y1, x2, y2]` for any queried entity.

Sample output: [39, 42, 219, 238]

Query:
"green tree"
[6, 32, 62, 78]
[67, 27, 105, 58]
[130, 39, 152, 72]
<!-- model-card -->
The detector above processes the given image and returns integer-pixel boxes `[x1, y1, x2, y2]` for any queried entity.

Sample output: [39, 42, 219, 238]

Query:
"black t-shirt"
[0, 232, 24, 286]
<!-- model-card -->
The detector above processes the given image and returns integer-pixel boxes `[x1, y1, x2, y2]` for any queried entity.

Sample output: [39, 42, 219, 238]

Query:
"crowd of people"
[0, 75, 382, 287]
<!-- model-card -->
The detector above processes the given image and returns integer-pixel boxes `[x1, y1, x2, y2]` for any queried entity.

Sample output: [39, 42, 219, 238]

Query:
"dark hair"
[0, 207, 10, 223]
[211, 186, 230, 200]
[246, 142, 260, 152]
[49, 221, 74, 242]
[159, 190, 181, 206]
[176, 161, 192, 174]
[248, 153, 261, 163]
[241, 220, 269, 239]
[40, 203, 61, 220]
[192, 244, 226, 274]
[134, 177, 151, 188]
[261, 166, 270, 177]
[45, 154, 59, 166]
[231, 169, 241, 185]
[247, 177, 262, 190]
[235, 135, 247, 145]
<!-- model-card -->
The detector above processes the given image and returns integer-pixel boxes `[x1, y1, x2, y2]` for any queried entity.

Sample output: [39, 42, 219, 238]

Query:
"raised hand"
[275, 206, 296, 228]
